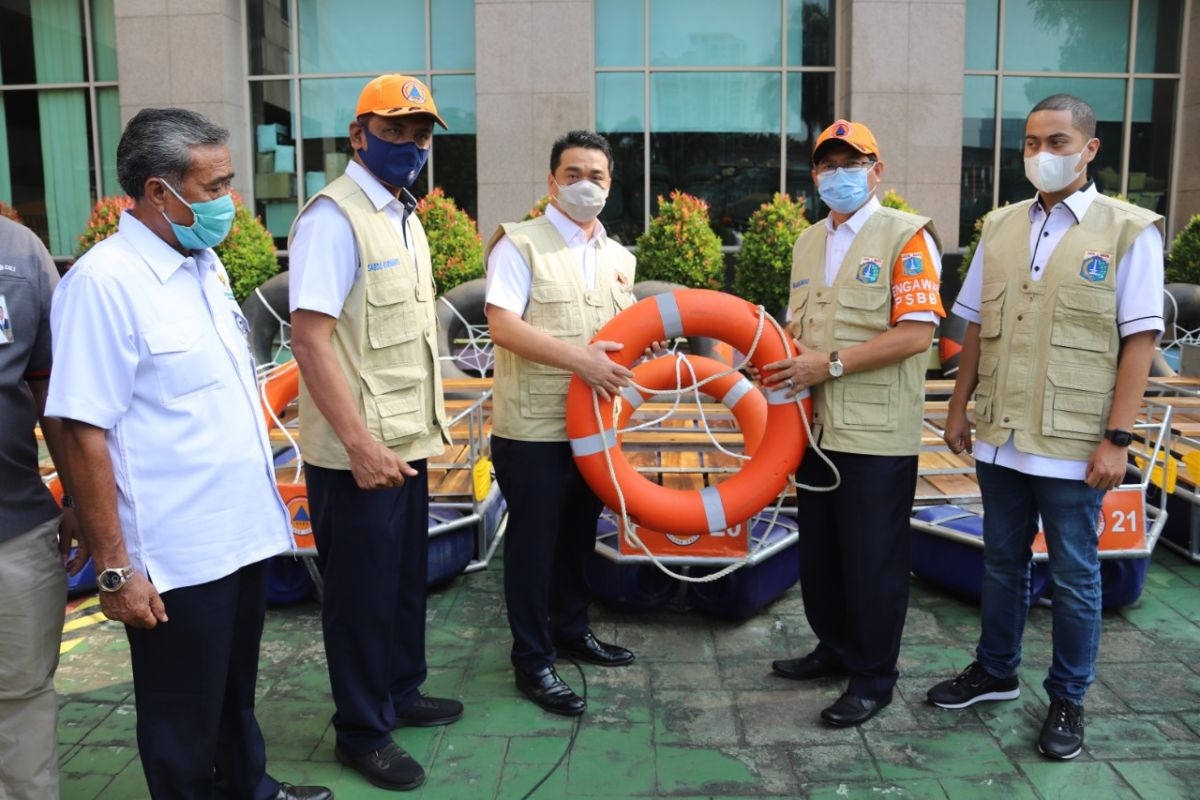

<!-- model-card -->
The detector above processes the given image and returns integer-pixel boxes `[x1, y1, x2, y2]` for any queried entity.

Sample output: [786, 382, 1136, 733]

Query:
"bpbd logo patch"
[1080, 250, 1111, 282]
[791, 278, 810, 289]
[857, 257, 882, 284]
[902, 252, 924, 276]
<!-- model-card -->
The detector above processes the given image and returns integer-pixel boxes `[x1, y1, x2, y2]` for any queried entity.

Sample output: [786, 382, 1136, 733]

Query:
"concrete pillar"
[112, 0, 251, 199]
[1175, 2, 1200, 239]
[474, 0, 595, 236]
[842, 0, 967, 248]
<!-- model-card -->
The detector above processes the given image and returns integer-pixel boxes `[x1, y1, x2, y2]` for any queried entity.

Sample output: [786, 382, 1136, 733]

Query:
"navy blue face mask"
[357, 127, 430, 188]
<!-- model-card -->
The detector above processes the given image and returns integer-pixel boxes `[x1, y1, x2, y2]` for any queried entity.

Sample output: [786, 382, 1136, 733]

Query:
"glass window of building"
[246, 0, 477, 248]
[595, 0, 836, 245]
[0, 0, 120, 257]
[960, 0, 1185, 244]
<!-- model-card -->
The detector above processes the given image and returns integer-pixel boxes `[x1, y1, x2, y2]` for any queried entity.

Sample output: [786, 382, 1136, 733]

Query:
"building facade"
[1, 0, 1196, 259]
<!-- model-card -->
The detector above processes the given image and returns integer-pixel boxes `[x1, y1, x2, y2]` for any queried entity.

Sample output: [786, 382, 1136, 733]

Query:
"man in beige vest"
[289, 74, 461, 791]
[485, 131, 639, 716]
[764, 120, 945, 726]
[927, 94, 1164, 761]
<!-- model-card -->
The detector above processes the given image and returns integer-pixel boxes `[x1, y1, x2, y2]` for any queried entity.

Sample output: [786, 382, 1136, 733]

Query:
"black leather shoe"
[820, 692, 892, 727]
[394, 694, 464, 728]
[275, 785, 333, 800]
[515, 666, 586, 716]
[335, 742, 425, 791]
[554, 630, 634, 667]
[771, 652, 846, 681]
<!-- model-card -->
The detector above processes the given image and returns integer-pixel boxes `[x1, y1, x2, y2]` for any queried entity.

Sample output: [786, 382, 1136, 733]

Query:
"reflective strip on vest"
[699, 485, 728, 533]
[570, 427, 617, 457]
[655, 293, 684, 339]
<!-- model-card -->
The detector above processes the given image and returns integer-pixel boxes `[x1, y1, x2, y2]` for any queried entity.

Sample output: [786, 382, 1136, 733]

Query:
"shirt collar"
[824, 194, 881, 235]
[346, 160, 417, 216]
[117, 210, 208, 283]
[1029, 180, 1097, 224]
[545, 203, 607, 246]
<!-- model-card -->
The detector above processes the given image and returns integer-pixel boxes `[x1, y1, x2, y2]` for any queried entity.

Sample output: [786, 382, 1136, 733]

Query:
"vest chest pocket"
[361, 365, 429, 444]
[528, 282, 583, 336]
[1042, 362, 1115, 442]
[833, 287, 888, 343]
[1050, 286, 1116, 355]
[521, 371, 572, 419]
[143, 319, 223, 404]
[973, 352, 999, 424]
[979, 281, 1006, 339]
[612, 283, 636, 313]
[366, 276, 420, 351]
[787, 290, 809, 342]
[835, 368, 898, 431]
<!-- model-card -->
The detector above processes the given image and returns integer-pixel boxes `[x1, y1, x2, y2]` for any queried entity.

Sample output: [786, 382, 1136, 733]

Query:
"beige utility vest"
[289, 174, 450, 469]
[787, 207, 942, 456]
[974, 195, 1163, 460]
[487, 216, 636, 441]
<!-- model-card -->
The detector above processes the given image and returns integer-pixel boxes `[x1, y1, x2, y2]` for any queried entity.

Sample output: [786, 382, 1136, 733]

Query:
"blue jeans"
[975, 461, 1105, 704]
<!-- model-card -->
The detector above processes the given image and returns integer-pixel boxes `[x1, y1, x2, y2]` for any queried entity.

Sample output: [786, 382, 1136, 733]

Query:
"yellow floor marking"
[62, 611, 108, 634]
[59, 638, 85, 655]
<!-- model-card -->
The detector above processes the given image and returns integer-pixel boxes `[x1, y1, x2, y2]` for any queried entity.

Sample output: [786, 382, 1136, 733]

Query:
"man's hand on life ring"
[764, 343, 829, 396]
[576, 341, 635, 401]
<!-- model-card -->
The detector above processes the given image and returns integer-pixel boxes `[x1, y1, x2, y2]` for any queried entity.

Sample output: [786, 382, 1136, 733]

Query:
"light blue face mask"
[816, 167, 874, 214]
[159, 178, 236, 250]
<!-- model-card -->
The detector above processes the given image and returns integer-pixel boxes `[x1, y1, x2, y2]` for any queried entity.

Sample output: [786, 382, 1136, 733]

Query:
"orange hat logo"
[402, 80, 426, 104]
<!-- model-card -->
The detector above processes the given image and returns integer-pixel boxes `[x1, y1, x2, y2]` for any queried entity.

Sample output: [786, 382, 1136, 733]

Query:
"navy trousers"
[125, 559, 278, 800]
[491, 436, 604, 673]
[306, 462, 429, 755]
[794, 448, 917, 700]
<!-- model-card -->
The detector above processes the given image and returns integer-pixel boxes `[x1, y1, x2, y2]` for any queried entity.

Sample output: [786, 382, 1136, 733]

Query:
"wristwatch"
[828, 351, 845, 378]
[97, 566, 135, 593]
[1103, 428, 1134, 447]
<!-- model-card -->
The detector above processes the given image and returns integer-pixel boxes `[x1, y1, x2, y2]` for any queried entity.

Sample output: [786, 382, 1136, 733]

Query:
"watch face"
[829, 361, 844, 377]
[100, 570, 125, 591]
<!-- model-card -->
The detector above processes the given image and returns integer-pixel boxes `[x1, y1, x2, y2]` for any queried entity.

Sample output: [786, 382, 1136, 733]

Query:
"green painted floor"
[56, 546, 1200, 799]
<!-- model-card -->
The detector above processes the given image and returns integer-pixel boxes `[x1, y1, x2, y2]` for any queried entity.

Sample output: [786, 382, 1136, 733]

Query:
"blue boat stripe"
[655, 293, 684, 339]
[569, 427, 617, 457]
[699, 486, 727, 533]
[721, 377, 754, 409]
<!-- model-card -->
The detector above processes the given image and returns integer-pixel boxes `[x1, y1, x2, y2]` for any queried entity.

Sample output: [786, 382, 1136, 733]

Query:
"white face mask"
[1024, 144, 1092, 194]
[553, 178, 608, 223]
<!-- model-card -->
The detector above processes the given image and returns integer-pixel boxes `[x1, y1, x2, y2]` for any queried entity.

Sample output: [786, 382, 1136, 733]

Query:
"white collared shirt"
[818, 195, 943, 325]
[485, 204, 621, 316]
[951, 183, 1165, 479]
[289, 160, 419, 317]
[46, 212, 291, 593]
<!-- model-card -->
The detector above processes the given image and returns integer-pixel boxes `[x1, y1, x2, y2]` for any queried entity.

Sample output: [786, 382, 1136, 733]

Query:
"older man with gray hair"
[46, 108, 331, 800]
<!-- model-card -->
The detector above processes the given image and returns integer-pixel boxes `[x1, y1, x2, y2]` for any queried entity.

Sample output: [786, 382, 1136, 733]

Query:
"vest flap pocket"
[979, 281, 1006, 339]
[531, 282, 575, 303]
[1045, 362, 1111, 393]
[522, 373, 572, 419]
[837, 372, 897, 431]
[362, 366, 428, 443]
[981, 280, 1006, 303]
[1043, 362, 1113, 441]
[362, 365, 422, 396]
[837, 287, 888, 311]
[843, 383, 890, 405]
[367, 276, 415, 306]
[612, 284, 636, 312]
[973, 353, 999, 424]
[1058, 287, 1116, 315]
[977, 353, 999, 377]
[1051, 287, 1116, 354]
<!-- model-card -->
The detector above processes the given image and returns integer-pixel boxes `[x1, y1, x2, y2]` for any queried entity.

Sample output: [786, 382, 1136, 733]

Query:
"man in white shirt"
[926, 94, 1164, 761]
[486, 131, 638, 716]
[288, 74, 460, 792]
[47, 108, 330, 800]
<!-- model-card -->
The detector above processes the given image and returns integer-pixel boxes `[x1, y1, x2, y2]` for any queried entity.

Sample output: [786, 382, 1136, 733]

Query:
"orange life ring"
[260, 359, 299, 431]
[566, 289, 810, 536]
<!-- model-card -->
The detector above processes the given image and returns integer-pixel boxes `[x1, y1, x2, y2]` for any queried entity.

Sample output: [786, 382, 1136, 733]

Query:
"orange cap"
[355, 74, 447, 129]
[812, 119, 880, 160]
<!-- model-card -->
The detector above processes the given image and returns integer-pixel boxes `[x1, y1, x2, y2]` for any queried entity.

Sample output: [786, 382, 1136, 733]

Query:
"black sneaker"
[1038, 697, 1084, 760]
[335, 741, 425, 791]
[927, 662, 1021, 709]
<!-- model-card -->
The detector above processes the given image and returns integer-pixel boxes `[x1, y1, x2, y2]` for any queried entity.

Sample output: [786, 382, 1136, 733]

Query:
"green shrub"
[634, 191, 724, 289]
[960, 214, 985, 283]
[881, 189, 917, 214]
[1167, 214, 1200, 285]
[416, 187, 484, 294]
[76, 193, 278, 303]
[524, 194, 551, 221]
[0, 200, 21, 223]
[733, 193, 810, 314]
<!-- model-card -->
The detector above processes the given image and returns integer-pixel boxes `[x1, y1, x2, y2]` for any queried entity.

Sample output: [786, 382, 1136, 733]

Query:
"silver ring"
[785, 378, 794, 388]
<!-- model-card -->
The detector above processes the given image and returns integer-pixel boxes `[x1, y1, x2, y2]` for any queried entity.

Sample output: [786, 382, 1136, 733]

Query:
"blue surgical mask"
[358, 128, 430, 188]
[159, 179, 236, 250]
[817, 167, 873, 214]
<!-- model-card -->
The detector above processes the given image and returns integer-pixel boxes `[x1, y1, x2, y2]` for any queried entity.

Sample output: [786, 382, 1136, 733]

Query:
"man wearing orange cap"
[763, 120, 945, 726]
[288, 74, 460, 791]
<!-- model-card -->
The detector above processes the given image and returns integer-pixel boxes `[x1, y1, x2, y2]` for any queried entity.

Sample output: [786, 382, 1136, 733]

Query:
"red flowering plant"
[75, 193, 278, 303]
[733, 193, 810, 315]
[634, 190, 724, 289]
[415, 187, 483, 294]
[523, 194, 551, 221]
[0, 200, 21, 223]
